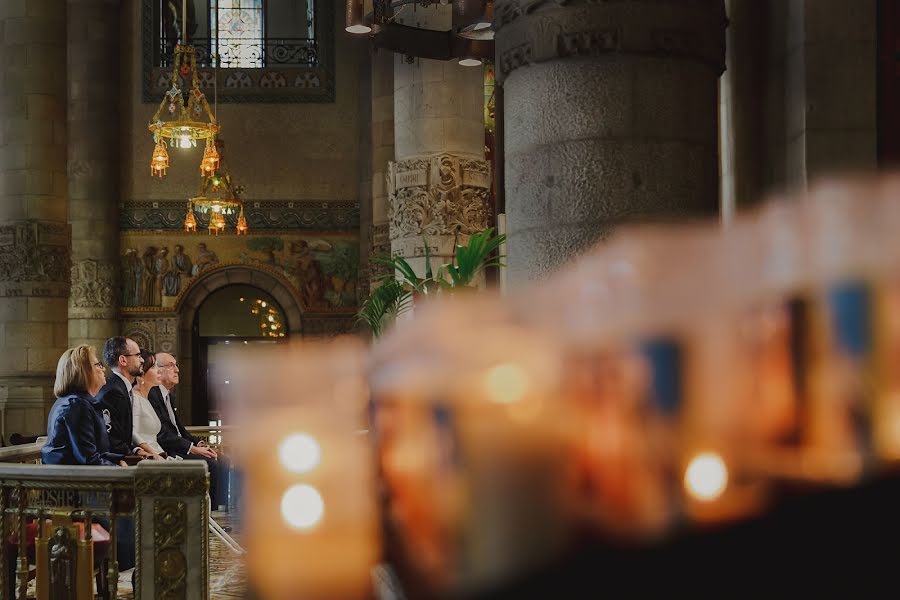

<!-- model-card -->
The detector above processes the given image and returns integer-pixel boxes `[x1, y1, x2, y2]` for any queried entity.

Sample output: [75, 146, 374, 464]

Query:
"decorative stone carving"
[0, 220, 71, 297]
[154, 499, 187, 600]
[123, 317, 178, 354]
[493, 0, 727, 81]
[387, 153, 491, 258]
[70, 259, 117, 314]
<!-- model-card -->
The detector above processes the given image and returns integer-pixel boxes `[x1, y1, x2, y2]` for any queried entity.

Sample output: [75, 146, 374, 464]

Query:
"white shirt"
[160, 386, 193, 451]
[160, 386, 178, 427]
[113, 370, 133, 395]
[132, 388, 164, 455]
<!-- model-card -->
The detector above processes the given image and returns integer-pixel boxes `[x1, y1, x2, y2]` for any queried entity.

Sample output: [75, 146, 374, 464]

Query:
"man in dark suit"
[151, 351, 224, 509]
[94, 336, 149, 573]
[96, 336, 152, 458]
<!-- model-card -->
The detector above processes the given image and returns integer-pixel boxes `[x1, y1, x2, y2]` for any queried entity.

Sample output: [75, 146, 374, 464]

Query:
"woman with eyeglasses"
[42, 345, 128, 466]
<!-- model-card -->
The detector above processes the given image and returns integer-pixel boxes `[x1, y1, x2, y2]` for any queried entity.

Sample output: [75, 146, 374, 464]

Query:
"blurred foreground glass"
[369, 295, 575, 597]
[221, 338, 379, 600]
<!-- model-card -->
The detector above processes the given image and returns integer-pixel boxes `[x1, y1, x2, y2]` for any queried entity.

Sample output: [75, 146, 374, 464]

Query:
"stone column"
[0, 0, 71, 436]
[67, 0, 121, 351]
[389, 54, 490, 276]
[495, 0, 727, 282]
[369, 48, 394, 284]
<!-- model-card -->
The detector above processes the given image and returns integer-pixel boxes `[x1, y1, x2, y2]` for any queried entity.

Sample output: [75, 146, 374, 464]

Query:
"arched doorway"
[193, 284, 288, 424]
[176, 265, 303, 425]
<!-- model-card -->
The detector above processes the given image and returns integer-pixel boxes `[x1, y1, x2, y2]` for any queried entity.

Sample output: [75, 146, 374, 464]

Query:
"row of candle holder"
[224, 175, 900, 598]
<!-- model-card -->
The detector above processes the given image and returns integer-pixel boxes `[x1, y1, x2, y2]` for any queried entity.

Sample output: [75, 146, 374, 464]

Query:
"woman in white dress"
[132, 349, 166, 459]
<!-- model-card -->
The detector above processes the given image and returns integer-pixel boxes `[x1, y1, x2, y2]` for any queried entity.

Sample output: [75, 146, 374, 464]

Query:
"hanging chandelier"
[149, 0, 219, 177]
[184, 142, 248, 236]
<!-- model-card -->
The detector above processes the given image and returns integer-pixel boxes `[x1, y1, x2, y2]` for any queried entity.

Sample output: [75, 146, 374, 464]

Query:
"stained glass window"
[211, 0, 265, 68]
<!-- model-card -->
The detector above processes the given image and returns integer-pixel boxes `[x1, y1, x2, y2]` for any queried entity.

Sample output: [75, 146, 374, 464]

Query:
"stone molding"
[493, 0, 727, 81]
[0, 220, 71, 298]
[69, 259, 117, 318]
[387, 153, 491, 257]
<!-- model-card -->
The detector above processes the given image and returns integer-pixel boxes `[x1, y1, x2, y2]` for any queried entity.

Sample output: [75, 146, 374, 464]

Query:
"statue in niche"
[121, 248, 142, 307]
[49, 527, 74, 600]
[169, 244, 193, 295]
[141, 246, 161, 307]
[192, 242, 219, 276]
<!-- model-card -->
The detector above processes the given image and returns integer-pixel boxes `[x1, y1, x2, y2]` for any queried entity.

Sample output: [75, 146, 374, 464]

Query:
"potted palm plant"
[357, 227, 506, 338]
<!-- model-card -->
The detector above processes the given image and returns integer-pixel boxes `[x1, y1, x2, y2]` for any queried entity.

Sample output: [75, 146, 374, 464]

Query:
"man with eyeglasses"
[151, 352, 225, 510]
[95, 335, 148, 573]
[96, 336, 153, 459]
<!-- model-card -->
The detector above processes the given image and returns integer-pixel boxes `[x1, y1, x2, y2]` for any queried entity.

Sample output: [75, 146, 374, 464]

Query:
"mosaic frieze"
[121, 200, 359, 232]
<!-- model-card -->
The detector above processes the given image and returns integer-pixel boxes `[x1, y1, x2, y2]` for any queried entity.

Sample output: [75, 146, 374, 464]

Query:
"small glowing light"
[179, 135, 192, 148]
[224, 380, 230, 385]
[345, 23, 372, 34]
[267, 315, 275, 322]
[280, 484, 324, 530]
[279, 433, 321, 474]
[212, 204, 221, 213]
[459, 57, 482, 67]
[239, 297, 245, 302]
[270, 324, 276, 329]
[484, 363, 529, 404]
[261, 301, 267, 308]
[243, 340, 248, 345]
[684, 452, 728, 501]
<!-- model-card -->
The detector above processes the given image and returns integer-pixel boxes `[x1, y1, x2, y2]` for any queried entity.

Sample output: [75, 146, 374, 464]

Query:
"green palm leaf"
[356, 279, 412, 337]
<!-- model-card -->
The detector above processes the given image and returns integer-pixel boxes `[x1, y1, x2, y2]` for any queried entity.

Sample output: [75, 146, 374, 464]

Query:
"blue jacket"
[41, 392, 124, 466]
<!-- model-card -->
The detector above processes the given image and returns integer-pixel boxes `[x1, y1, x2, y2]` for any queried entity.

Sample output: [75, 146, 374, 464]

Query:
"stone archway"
[173, 265, 304, 423]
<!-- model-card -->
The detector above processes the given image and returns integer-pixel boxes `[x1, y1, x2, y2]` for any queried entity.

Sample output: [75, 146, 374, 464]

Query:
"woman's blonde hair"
[53, 345, 101, 398]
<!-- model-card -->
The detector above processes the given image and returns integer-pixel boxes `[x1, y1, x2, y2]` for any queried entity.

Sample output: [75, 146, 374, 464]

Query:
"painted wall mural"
[119, 233, 359, 311]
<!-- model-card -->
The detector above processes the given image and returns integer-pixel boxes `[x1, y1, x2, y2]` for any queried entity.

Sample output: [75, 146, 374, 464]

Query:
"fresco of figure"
[156, 246, 173, 299]
[292, 240, 326, 307]
[163, 244, 193, 296]
[141, 246, 160, 306]
[192, 242, 219, 276]
[121, 248, 142, 307]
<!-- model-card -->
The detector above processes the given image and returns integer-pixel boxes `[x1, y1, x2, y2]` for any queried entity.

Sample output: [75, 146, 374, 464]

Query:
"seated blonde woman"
[131, 349, 166, 459]
[42, 345, 126, 466]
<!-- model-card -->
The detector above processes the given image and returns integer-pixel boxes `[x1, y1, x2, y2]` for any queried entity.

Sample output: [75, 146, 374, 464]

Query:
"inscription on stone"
[462, 170, 491, 189]
[395, 169, 428, 189]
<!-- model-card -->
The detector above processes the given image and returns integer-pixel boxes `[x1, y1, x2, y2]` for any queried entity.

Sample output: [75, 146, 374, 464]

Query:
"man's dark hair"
[103, 336, 129, 368]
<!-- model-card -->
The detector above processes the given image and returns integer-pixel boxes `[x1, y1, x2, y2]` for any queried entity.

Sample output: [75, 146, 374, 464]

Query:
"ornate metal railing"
[0, 462, 208, 599]
[157, 37, 318, 68]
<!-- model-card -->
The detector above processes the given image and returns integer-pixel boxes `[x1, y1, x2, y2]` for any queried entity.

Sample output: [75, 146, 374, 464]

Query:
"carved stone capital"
[0, 220, 71, 298]
[387, 153, 491, 258]
[494, 0, 726, 82]
[69, 258, 118, 318]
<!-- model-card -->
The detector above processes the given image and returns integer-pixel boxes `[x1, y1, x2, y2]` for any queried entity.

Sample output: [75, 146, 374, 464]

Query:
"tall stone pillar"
[495, 0, 727, 282]
[0, 0, 71, 436]
[67, 0, 121, 351]
[369, 48, 394, 284]
[388, 54, 490, 275]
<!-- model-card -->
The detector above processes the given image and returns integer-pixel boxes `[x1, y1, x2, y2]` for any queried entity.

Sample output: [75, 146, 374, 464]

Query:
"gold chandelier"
[184, 146, 248, 236]
[149, 0, 219, 177]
